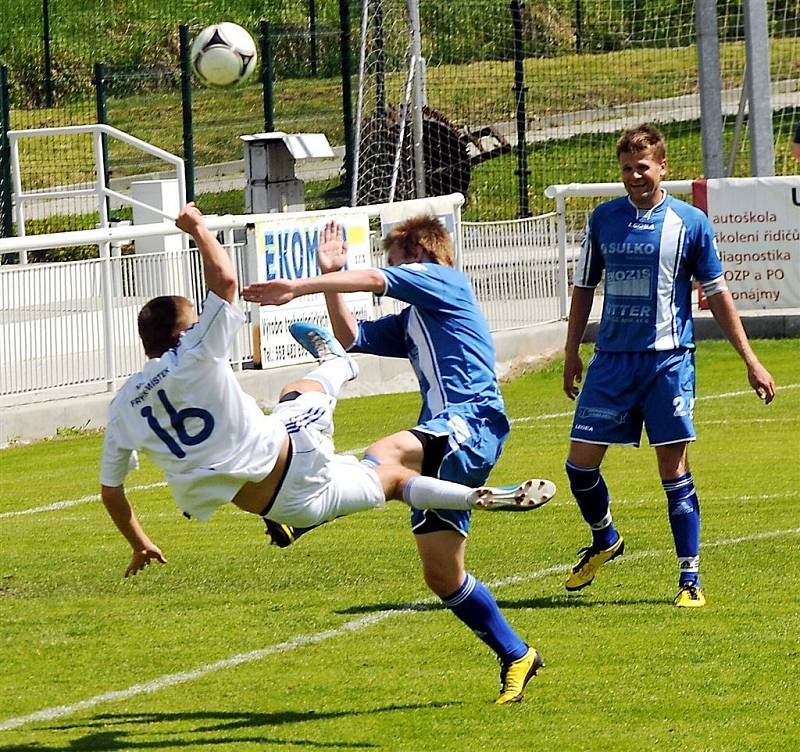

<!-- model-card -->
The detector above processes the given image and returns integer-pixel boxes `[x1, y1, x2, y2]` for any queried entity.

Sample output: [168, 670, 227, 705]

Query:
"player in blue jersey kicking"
[243, 215, 554, 704]
[562, 123, 776, 608]
[100, 204, 550, 579]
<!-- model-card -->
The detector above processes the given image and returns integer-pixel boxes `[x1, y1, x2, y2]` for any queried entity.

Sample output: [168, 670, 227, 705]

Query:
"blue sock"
[566, 461, 619, 549]
[442, 573, 528, 662]
[664, 472, 701, 587]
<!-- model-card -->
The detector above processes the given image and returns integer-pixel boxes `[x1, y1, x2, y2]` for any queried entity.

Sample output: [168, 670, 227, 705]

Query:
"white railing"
[463, 214, 561, 329]
[0, 197, 563, 398]
[9, 124, 187, 263]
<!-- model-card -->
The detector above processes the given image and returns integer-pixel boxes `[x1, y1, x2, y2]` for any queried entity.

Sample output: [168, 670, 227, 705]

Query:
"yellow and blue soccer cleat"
[673, 582, 706, 608]
[564, 535, 625, 591]
[264, 519, 297, 548]
[496, 647, 545, 705]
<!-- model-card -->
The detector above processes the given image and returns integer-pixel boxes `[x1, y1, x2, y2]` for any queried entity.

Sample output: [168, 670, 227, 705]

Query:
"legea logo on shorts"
[575, 424, 594, 432]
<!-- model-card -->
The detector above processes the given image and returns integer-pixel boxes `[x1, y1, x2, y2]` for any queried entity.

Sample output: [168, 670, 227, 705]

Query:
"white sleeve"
[99, 420, 139, 487]
[178, 291, 246, 361]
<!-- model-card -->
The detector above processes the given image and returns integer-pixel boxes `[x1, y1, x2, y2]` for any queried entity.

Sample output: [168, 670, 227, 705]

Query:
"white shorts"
[265, 391, 385, 527]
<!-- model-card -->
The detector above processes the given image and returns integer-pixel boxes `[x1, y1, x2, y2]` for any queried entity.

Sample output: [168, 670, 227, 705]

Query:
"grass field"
[1, 339, 799, 751]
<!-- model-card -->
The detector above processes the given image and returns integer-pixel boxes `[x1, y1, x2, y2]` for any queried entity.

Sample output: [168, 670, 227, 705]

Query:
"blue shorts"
[570, 349, 696, 447]
[410, 407, 510, 537]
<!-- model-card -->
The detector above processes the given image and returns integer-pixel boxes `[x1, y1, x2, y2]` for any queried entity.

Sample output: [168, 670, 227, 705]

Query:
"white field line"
[0, 483, 167, 519]
[2, 383, 796, 520]
[1, 524, 798, 733]
[510, 382, 799, 424]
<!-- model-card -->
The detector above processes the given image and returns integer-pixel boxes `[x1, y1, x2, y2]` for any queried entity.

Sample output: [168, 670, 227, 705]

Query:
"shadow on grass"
[335, 593, 667, 614]
[9, 703, 454, 751]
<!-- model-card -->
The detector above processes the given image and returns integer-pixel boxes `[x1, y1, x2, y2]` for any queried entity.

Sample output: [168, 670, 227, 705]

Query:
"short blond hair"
[616, 123, 666, 161]
[383, 215, 454, 267]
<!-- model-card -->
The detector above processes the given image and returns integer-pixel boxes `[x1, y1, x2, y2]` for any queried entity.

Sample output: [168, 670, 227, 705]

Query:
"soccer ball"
[190, 23, 258, 88]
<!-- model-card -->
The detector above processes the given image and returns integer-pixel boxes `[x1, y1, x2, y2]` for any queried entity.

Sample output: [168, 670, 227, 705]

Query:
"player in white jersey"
[100, 204, 549, 579]
[562, 124, 776, 607]
[244, 215, 553, 705]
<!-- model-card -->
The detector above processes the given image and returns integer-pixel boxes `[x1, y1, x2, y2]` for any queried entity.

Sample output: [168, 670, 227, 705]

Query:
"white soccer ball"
[191, 23, 258, 88]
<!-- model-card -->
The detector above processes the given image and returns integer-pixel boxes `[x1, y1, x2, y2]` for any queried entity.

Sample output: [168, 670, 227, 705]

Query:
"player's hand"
[175, 202, 204, 235]
[748, 361, 776, 405]
[242, 280, 296, 306]
[318, 221, 348, 274]
[563, 352, 583, 400]
[125, 544, 167, 578]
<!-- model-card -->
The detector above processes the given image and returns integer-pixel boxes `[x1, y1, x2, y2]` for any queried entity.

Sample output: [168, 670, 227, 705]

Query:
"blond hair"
[616, 123, 666, 161]
[383, 214, 454, 267]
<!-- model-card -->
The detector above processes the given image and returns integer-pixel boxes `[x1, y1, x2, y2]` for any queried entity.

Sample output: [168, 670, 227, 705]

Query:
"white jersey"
[100, 292, 286, 521]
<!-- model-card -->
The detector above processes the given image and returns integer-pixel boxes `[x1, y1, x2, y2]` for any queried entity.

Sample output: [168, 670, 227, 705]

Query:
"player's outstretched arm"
[175, 202, 237, 303]
[705, 290, 776, 404]
[101, 484, 167, 577]
[243, 269, 384, 304]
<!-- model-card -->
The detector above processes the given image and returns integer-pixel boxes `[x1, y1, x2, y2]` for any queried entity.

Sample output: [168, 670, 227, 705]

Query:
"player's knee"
[423, 567, 463, 598]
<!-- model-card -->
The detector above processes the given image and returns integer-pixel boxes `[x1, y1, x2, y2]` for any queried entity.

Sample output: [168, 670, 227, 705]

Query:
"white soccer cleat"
[470, 478, 556, 511]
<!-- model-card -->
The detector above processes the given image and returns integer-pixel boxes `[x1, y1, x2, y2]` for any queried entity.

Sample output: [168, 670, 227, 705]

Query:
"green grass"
[1, 339, 799, 750]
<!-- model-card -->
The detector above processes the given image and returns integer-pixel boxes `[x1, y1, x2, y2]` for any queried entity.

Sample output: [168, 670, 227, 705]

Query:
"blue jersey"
[350, 262, 505, 422]
[575, 192, 723, 351]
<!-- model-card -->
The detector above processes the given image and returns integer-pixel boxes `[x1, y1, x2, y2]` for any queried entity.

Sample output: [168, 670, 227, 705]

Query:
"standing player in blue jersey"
[562, 124, 776, 607]
[243, 215, 554, 704]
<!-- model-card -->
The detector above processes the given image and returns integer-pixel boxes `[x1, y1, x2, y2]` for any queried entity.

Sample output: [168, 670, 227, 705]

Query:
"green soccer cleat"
[496, 647, 545, 705]
[564, 535, 625, 591]
[471, 478, 556, 511]
[673, 582, 706, 608]
[264, 519, 297, 548]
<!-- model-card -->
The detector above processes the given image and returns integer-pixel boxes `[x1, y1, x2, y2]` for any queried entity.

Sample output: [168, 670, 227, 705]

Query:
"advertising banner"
[692, 177, 800, 309]
[248, 213, 373, 366]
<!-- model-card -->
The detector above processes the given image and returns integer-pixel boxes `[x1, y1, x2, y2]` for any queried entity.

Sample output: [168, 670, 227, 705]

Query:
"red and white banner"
[692, 176, 800, 309]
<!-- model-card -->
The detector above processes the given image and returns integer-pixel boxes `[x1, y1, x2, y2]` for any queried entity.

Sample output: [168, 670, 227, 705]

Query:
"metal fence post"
[574, 0, 583, 54]
[0, 66, 13, 239]
[179, 24, 195, 202]
[260, 20, 274, 131]
[695, 1, 724, 178]
[374, 0, 386, 113]
[556, 193, 569, 319]
[408, 0, 426, 199]
[339, 0, 355, 195]
[743, 0, 775, 176]
[93, 62, 112, 217]
[511, 0, 530, 218]
[42, 0, 55, 108]
[309, 0, 319, 77]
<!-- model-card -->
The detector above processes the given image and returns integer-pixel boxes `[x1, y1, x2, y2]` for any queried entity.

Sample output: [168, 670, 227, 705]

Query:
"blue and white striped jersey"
[350, 262, 505, 421]
[575, 191, 723, 351]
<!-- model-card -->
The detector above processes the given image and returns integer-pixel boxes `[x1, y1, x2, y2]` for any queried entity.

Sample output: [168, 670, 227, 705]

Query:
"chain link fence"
[1, 0, 797, 241]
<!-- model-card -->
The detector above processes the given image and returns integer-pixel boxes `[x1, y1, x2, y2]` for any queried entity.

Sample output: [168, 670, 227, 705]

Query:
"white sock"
[403, 476, 472, 511]
[304, 356, 357, 397]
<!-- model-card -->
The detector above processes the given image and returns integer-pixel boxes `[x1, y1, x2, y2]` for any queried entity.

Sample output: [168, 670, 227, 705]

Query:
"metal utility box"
[241, 132, 334, 214]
